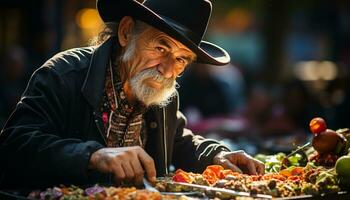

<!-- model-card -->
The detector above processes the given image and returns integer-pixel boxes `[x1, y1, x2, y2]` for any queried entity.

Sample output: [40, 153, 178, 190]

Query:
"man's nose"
[157, 57, 176, 79]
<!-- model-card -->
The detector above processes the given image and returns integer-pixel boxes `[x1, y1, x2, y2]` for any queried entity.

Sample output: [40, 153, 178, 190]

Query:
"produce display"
[28, 117, 350, 200]
[156, 164, 340, 198]
[156, 117, 350, 199]
[28, 185, 191, 200]
[309, 117, 348, 166]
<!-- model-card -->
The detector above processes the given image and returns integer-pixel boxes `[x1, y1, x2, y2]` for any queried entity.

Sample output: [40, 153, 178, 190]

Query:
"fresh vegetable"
[335, 155, 350, 177]
[169, 164, 341, 198]
[309, 117, 347, 155]
[309, 152, 339, 167]
[202, 165, 224, 184]
[85, 185, 105, 196]
[39, 187, 63, 200]
[336, 128, 350, 154]
[172, 169, 193, 183]
[312, 129, 345, 153]
[255, 153, 305, 173]
[32, 186, 164, 200]
[309, 117, 327, 134]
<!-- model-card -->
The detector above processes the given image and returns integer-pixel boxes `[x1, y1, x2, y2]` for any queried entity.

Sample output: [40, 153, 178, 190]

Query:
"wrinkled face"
[119, 20, 196, 107]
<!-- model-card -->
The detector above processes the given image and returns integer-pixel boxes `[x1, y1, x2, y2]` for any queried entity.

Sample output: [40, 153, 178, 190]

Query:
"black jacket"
[0, 37, 229, 188]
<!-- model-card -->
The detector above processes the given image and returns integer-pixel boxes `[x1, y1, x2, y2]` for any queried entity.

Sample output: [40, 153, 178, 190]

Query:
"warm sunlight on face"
[120, 23, 196, 107]
[128, 27, 196, 80]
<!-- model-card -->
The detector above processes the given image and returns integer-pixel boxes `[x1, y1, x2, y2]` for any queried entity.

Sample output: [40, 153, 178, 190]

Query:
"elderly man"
[0, 0, 264, 188]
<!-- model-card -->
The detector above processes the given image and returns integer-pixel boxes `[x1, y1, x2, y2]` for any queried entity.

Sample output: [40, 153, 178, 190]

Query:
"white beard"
[119, 34, 177, 107]
[129, 68, 176, 107]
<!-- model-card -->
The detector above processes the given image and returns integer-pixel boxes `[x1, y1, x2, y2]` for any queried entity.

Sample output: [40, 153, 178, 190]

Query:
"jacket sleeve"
[0, 63, 104, 188]
[171, 94, 231, 173]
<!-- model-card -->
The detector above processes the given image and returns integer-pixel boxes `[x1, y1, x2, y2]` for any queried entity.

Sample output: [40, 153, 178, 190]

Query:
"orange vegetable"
[291, 167, 304, 176]
[205, 165, 224, 176]
[203, 169, 217, 184]
[279, 169, 292, 177]
[202, 165, 225, 184]
[288, 175, 300, 181]
[173, 169, 192, 183]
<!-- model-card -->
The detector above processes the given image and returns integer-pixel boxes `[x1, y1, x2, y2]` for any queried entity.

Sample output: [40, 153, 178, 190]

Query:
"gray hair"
[90, 20, 150, 46]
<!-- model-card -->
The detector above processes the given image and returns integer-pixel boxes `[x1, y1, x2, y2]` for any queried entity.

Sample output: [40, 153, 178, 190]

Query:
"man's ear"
[118, 16, 135, 47]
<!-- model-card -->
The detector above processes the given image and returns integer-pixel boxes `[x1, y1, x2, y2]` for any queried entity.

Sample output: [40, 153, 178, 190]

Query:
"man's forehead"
[159, 36, 191, 52]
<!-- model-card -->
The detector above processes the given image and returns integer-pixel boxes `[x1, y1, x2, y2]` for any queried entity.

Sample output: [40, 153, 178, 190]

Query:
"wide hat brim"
[97, 0, 230, 66]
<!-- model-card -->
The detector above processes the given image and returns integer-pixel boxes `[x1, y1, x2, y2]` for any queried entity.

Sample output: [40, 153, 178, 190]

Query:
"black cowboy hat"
[97, 0, 230, 66]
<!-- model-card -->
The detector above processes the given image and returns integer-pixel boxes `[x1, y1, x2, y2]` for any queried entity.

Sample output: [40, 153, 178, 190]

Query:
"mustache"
[129, 67, 177, 107]
[136, 68, 176, 88]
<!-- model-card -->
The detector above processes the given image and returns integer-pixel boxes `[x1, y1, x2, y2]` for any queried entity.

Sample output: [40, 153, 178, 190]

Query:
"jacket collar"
[81, 37, 115, 110]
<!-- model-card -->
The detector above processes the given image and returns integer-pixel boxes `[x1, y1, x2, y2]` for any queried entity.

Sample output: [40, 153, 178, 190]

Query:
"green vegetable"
[255, 153, 305, 173]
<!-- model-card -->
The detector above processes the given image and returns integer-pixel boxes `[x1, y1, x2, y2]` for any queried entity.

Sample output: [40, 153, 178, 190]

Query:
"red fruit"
[309, 117, 327, 134]
[312, 129, 340, 153]
[172, 169, 192, 183]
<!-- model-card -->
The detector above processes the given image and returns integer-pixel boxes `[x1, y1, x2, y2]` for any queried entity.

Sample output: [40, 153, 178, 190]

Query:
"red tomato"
[201, 165, 225, 184]
[173, 169, 191, 183]
[291, 167, 304, 176]
[309, 117, 327, 134]
[203, 169, 218, 184]
[250, 175, 261, 181]
[205, 165, 224, 176]
[172, 173, 190, 183]
[288, 175, 300, 181]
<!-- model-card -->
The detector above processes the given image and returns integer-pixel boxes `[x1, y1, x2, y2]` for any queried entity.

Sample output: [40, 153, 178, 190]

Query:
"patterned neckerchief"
[100, 56, 147, 148]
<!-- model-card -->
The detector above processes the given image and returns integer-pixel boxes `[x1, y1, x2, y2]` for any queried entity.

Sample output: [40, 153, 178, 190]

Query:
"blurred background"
[1, 0, 350, 155]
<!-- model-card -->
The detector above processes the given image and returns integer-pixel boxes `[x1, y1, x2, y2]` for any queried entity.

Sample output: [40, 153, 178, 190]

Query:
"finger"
[226, 152, 257, 175]
[111, 163, 126, 183]
[221, 158, 243, 173]
[137, 149, 156, 183]
[225, 151, 242, 165]
[122, 161, 135, 181]
[246, 161, 257, 175]
[131, 159, 145, 186]
[255, 161, 265, 175]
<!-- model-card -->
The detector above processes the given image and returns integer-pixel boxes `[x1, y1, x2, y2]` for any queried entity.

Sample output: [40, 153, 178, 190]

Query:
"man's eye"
[176, 58, 186, 64]
[155, 47, 165, 53]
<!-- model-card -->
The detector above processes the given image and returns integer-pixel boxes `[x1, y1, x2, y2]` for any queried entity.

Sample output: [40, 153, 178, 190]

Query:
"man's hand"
[88, 146, 156, 185]
[213, 150, 265, 175]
